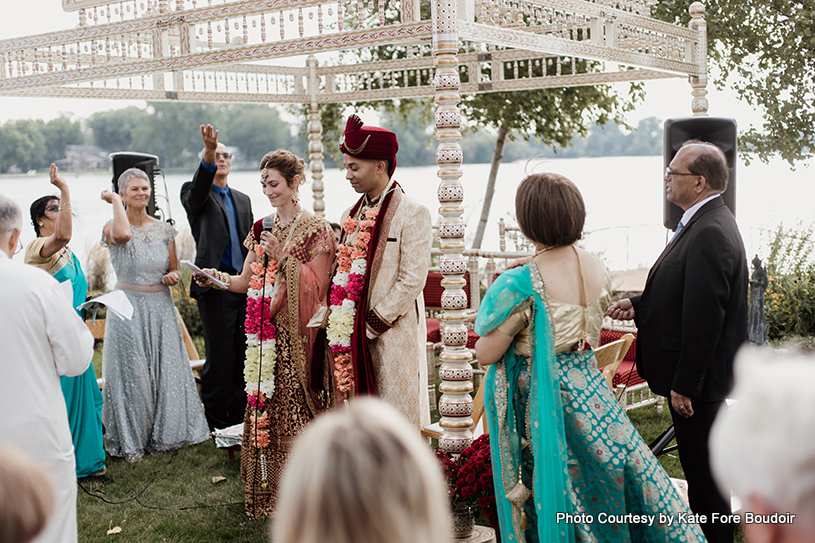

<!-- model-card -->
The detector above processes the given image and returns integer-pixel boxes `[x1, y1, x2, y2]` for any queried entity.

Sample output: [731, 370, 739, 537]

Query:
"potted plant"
[436, 434, 499, 538]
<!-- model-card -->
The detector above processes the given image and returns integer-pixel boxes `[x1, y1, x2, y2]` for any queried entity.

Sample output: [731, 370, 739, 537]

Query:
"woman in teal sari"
[475, 173, 705, 543]
[25, 164, 107, 481]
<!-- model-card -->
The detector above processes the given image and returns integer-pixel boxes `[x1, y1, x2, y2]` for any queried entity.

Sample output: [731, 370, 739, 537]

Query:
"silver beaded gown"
[102, 220, 209, 462]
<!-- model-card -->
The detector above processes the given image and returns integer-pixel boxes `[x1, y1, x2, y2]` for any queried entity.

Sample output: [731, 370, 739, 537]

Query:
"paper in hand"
[181, 259, 229, 289]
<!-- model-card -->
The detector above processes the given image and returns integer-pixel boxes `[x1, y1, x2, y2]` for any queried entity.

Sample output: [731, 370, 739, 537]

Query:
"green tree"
[652, 1, 815, 165]
[43, 115, 84, 162]
[131, 102, 226, 168]
[220, 104, 302, 167]
[89, 106, 150, 152]
[0, 119, 47, 172]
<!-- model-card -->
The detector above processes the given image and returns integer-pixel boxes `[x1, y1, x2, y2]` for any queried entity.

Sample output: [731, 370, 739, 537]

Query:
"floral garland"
[326, 208, 378, 397]
[245, 242, 278, 449]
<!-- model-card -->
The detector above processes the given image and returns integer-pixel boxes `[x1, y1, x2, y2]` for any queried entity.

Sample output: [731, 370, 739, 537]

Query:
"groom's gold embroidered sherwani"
[340, 181, 432, 427]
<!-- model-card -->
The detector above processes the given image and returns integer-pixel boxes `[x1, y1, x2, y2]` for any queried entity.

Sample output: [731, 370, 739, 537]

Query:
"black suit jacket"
[632, 197, 748, 402]
[181, 163, 253, 297]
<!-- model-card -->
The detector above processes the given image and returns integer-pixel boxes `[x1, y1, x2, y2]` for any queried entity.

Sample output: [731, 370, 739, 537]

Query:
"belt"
[116, 282, 167, 293]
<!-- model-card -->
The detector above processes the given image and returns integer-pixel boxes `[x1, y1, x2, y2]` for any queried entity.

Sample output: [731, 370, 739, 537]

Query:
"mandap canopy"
[1, 0, 710, 451]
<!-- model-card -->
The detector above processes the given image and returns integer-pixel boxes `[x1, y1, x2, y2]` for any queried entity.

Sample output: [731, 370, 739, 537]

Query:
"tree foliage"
[0, 119, 46, 172]
[652, 1, 815, 165]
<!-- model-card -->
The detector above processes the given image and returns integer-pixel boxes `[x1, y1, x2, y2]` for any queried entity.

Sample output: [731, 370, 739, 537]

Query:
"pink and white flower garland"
[327, 208, 378, 396]
[245, 243, 278, 447]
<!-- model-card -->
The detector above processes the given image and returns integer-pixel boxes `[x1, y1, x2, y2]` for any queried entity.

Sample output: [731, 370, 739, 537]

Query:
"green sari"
[476, 265, 575, 543]
[26, 240, 105, 478]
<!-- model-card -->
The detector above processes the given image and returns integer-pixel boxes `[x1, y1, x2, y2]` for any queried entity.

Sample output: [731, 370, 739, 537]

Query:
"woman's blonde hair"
[273, 398, 452, 543]
[0, 443, 54, 543]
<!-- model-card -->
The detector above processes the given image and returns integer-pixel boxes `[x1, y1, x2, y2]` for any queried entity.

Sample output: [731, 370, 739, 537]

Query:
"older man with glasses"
[608, 140, 748, 543]
[0, 193, 94, 543]
[181, 125, 254, 431]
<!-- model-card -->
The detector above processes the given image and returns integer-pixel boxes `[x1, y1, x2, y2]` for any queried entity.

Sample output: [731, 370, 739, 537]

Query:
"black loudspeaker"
[663, 117, 737, 231]
[110, 152, 160, 218]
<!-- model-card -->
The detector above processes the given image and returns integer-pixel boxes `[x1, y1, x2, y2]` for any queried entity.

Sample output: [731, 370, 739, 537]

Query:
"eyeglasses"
[14, 238, 23, 255]
[215, 152, 232, 160]
[664, 167, 699, 180]
[46, 205, 60, 213]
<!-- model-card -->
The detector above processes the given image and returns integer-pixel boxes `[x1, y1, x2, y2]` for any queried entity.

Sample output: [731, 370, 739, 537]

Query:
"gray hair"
[0, 194, 23, 235]
[273, 398, 452, 543]
[117, 168, 150, 195]
[710, 347, 815, 531]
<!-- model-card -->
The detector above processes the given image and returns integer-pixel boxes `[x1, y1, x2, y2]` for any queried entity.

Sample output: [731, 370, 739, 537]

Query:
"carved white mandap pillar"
[433, 0, 474, 455]
[689, 2, 709, 116]
[306, 55, 326, 217]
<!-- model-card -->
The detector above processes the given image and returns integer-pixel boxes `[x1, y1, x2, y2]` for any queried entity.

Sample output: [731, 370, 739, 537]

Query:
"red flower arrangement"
[436, 434, 499, 532]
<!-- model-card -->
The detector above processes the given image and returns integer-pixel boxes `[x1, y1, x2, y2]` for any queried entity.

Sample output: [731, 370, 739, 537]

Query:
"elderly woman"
[711, 348, 815, 543]
[101, 168, 209, 462]
[24, 164, 107, 481]
[273, 398, 452, 543]
[195, 149, 335, 518]
[474, 173, 706, 543]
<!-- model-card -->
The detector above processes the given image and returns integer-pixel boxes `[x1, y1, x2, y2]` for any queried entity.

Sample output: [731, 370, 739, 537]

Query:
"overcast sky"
[1, 0, 762, 129]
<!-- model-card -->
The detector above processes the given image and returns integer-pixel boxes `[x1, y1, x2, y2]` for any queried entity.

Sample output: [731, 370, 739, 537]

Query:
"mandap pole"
[433, 0, 475, 455]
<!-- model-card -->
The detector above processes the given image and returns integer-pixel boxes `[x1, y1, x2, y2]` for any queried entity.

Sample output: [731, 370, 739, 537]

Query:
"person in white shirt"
[0, 194, 94, 543]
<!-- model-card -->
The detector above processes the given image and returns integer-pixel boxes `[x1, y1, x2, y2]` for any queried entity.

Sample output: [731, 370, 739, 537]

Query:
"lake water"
[2, 155, 812, 274]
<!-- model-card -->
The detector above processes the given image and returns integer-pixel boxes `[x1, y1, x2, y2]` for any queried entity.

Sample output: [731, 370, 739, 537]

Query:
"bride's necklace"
[275, 206, 301, 229]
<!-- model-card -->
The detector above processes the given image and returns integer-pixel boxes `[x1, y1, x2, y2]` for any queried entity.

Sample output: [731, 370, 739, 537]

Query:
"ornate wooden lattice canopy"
[0, 0, 710, 453]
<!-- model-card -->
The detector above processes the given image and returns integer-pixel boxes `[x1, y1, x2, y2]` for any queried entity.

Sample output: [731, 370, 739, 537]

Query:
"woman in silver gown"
[100, 168, 209, 462]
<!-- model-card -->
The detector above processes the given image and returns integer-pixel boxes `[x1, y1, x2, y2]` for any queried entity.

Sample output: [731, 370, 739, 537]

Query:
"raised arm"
[38, 164, 72, 258]
[181, 125, 219, 215]
[101, 190, 131, 245]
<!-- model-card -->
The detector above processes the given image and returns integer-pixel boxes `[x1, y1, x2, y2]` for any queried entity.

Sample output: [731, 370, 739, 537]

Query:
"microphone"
[261, 216, 274, 266]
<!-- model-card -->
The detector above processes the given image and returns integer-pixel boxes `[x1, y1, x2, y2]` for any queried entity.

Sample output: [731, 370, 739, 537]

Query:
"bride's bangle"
[212, 270, 232, 290]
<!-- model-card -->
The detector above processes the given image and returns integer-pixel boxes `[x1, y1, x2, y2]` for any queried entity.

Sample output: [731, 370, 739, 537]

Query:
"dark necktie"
[219, 189, 243, 272]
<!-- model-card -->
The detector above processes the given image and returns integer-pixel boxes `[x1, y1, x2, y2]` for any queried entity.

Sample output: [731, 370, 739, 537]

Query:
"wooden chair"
[421, 380, 487, 441]
[593, 333, 634, 391]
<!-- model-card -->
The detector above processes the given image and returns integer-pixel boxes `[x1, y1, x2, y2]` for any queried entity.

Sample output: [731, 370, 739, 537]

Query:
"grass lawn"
[76, 400, 744, 542]
[77, 440, 269, 542]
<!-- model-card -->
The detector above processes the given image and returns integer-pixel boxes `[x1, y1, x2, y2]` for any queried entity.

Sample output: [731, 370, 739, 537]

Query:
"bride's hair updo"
[259, 150, 306, 189]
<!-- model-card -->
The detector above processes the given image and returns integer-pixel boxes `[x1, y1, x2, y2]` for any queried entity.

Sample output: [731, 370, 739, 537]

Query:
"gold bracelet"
[59, 202, 72, 210]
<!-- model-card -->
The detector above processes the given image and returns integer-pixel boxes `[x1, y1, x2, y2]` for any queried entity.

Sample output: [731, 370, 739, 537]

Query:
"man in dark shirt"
[181, 125, 253, 430]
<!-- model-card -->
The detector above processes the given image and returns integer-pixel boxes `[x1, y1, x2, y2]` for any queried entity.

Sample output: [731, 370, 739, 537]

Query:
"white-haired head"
[710, 346, 815, 540]
[117, 168, 150, 196]
[273, 398, 452, 543]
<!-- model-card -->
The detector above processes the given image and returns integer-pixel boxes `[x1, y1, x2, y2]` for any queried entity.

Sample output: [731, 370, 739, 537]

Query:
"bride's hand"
[193, 269, 216, 287]
[259, 231, 282, 261]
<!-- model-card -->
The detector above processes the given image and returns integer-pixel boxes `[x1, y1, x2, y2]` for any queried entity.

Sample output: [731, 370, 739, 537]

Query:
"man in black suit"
[182, 125, 253, 431]
[608, 140, 747, 543]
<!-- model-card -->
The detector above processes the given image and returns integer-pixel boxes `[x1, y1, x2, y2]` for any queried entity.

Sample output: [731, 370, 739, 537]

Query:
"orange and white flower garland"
[327, 208, 378, 397]
[245, 243, 277, 448]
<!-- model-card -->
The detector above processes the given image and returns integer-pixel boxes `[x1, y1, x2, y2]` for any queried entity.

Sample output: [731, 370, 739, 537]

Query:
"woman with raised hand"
[194, 149, 335, 518]
[475, 173, 707, 543]
[25, 163, 107, 482]
[100, 167, 209, 462]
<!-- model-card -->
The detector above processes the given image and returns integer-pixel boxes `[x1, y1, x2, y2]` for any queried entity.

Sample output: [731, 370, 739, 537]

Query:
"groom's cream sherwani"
[341, 184, 432, 427]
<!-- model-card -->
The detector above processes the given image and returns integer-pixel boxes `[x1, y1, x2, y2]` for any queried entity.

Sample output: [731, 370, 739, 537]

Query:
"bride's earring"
[292, 191, 300, 204]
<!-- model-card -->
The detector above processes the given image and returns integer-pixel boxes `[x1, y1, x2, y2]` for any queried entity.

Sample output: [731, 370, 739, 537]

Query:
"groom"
[332, 114, 433, 429]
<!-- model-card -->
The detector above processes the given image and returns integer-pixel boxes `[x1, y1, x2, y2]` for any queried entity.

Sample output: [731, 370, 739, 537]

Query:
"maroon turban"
[339, 114, 399, 178]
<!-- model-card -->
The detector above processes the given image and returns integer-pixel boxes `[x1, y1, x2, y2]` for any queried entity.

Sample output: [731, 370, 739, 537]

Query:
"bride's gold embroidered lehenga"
[240, 214, 335, 519]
